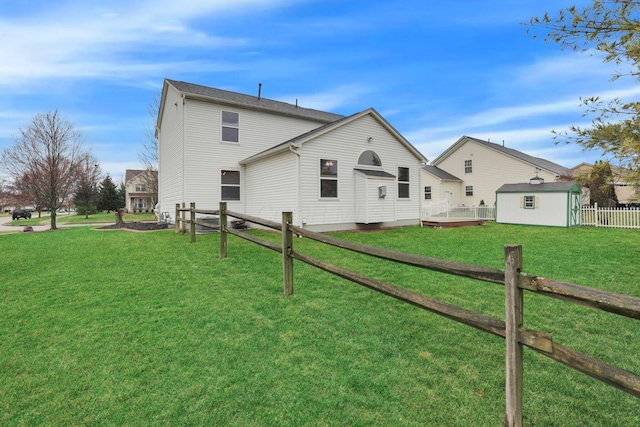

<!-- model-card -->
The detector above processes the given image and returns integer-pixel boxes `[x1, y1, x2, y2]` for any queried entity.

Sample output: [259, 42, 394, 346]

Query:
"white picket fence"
[581, 203, 640, 229]
[422, 205, 496, 221]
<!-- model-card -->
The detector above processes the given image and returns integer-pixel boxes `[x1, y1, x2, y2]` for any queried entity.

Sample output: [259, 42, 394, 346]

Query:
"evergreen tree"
[97, 174, 121, 212]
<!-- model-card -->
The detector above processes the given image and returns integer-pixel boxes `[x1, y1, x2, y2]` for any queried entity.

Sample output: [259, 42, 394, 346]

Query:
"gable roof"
[496, 181, 581, 193]
[239, 108, 427, 165]
[432, 136, 569, 176]
[162, 79, 345, 124]
[421, 165, 461, 181]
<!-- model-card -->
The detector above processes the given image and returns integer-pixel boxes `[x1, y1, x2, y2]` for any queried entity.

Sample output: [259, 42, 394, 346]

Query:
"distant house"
[125, 169, 157, 213]
[423, 136, 569, 207]
[571, 162, 638, 205]
[156, 79, 427, 232]
[496, 178, 582, 227]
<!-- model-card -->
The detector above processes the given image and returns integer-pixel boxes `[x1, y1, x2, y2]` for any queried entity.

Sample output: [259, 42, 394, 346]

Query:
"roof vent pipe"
[258, 83, 262, 100]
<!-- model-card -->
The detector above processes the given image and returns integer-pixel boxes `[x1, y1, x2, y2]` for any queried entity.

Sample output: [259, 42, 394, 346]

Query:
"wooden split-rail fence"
[175, 202, 640, 427]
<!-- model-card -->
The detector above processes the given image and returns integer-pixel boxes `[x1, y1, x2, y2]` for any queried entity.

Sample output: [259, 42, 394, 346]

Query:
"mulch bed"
[96, 222, 169, 232]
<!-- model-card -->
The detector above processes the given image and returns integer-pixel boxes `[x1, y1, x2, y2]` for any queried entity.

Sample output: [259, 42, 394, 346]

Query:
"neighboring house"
[156, 79, 427, 232]
[125, 169, 158, 213]
[571, 162, 638, 205]
[423, 136, 569, 207]
[496, 178, 582, 227]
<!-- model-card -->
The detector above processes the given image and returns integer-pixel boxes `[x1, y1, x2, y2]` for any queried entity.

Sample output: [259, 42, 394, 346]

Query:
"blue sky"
[2, 0, 637, 182]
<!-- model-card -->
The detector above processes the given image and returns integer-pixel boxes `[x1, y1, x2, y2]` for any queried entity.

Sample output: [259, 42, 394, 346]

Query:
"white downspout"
[182, 94, 187, 204]
[289, 143, 302, 227]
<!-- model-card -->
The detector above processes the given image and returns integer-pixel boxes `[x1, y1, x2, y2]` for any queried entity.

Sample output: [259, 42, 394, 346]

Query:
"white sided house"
[156, 79, 427, 232]
[423, 136, 569, 208]
[496, 179, 582, 227]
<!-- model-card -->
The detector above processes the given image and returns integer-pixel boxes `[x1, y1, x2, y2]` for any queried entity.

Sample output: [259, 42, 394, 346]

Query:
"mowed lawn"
[1, 223, 639, 426]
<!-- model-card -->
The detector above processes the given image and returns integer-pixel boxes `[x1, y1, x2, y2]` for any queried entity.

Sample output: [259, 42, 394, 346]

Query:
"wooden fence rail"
[175, 202, 640, 426]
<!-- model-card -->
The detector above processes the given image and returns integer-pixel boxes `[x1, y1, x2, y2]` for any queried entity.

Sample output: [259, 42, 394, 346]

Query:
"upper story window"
[320, 159, 338, 198]
[424, 186, 432, 200]
[398, 167, 410, 198]
[221, 170, 240, 200]
[357, 150, 382, 167]
[222, 111, 239, 143]
[465, 185, 473, 197]
[135, 183, 147, 192]
[464, 159, 472, 174]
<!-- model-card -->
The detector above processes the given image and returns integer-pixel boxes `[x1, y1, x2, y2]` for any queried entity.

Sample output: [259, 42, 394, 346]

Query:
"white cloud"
[0, 0, 299, 87]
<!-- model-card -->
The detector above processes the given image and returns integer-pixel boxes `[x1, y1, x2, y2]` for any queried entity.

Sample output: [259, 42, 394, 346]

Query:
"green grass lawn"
[1, 223, 638, 426]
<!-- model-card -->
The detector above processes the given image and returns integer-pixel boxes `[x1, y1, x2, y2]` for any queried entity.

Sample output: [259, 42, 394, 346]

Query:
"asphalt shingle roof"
[166, 79, 345, 123]
[496, 182, 579, 192]
[421, 165, 461, 181]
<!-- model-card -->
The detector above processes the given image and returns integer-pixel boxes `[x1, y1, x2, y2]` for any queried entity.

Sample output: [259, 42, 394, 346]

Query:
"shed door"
[570, 192, 581, 226]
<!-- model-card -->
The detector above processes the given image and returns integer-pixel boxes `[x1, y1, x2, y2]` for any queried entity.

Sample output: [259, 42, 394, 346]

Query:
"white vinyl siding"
[497, 192, 570, 227]
[297, 113, 421, 227]
[158, 84, 185, 212]
[245, 153, 297, 225]
[177, 98, 326, 211]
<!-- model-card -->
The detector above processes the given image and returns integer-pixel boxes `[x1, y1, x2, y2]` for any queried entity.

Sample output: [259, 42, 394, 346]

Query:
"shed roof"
[496, 181, 581, 193]
[165, 79, 345, 123]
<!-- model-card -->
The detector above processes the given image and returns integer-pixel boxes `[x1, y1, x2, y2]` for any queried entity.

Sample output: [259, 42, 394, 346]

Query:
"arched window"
[357, 150, 382, 167]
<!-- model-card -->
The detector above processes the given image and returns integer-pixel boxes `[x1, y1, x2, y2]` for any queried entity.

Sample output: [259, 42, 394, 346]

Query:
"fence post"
[181, 202, 186, 234]
[505, 244, 523, 427]
[219, 202, 227, 259]
[282, 211, 294, 296]
[594, 202, 599, 227]
[190, 202, 196, 243]
[175, 203, 180, 233]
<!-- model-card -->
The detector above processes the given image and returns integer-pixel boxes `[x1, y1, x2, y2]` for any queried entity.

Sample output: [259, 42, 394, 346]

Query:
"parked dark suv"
[12, 209, 32, 220]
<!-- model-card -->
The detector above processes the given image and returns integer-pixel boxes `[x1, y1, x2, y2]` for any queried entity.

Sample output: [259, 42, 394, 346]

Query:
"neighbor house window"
[464, 159, 472, 174]
[398, 167, 410, 198]
[357, 150, 382, 166]
[424, 186, 432, 200]
[135, 183, 147, 192]
[221, 170, 240, 200]
[320, 159, 338, 198]
[134, 198, 147, 209]
[221, 111, 239, 143]
[524, 195, 535, 209]
[465, 185, 473, 197]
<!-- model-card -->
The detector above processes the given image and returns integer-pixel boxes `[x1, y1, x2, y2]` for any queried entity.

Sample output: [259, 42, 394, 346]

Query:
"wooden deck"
[421, 218, 485, 228]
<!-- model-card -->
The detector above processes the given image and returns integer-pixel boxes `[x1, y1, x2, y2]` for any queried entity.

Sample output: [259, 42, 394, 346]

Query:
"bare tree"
[0, 110, 90, 229]
[138, 94, 160, 209]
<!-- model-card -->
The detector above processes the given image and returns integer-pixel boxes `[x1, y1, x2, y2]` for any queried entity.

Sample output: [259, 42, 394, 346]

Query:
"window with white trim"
[320, 159, 338, 198]
[424, 186, 432, 200]
[221, 170, 240, 200]
[524, 195, 535, 209]
[134, 198, 147, 209]
[357, 150, 382, 166]
[135, 183, 147, 192]
[221, 111, 239, 143]
[465, 185, 473, 197]
[398, 167, 410, 198]
[464, 159, 472, 174]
